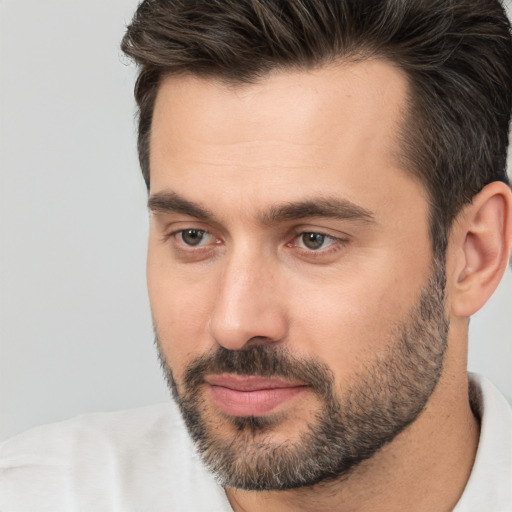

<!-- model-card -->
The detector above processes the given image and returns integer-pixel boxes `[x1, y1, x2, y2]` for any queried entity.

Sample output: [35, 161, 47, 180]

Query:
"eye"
[296, 232, 337, 251]
[164, 227, 221, 261]
[178, 229, 209, 246]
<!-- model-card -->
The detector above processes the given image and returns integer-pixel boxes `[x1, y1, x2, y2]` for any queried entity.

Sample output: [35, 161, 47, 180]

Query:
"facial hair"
[156, 257, 449, 491]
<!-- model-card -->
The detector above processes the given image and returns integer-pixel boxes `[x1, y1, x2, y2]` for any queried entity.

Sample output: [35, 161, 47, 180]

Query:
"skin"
[147, 60, 511, 511]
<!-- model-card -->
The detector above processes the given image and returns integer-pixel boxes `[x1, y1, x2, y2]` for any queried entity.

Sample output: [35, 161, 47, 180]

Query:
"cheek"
[289, 257, 429, 379]
[147, 247, 216, 378]
[291, 287, 391, 377]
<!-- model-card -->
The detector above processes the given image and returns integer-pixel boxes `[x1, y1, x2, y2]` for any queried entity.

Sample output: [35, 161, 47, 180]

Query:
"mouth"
[204, 374, 308, 417]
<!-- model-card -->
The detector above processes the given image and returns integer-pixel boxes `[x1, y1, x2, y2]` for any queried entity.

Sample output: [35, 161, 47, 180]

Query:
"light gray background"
[1, 0, 511, 441]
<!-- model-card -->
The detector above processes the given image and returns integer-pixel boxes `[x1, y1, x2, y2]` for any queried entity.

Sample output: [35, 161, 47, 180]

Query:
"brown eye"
[180, 229, 206, 246]
[301, 232, 327, 250]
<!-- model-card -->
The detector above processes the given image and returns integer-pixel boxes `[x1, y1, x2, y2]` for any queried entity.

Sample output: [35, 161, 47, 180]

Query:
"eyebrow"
[261, 198, 376, 225]
[148, 191, 214, 220]
[148, 191, 376, 225]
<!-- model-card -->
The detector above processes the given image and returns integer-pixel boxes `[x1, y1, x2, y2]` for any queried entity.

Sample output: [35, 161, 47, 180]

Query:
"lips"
[205, 374, 307, 416]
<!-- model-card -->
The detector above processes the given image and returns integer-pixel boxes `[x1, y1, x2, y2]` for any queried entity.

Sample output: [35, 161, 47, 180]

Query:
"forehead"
[149, 60, 423, 215]
[151, 60, 408, 153]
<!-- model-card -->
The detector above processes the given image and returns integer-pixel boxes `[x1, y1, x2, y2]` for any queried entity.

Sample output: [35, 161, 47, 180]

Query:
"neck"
[225, 369, 479, 512]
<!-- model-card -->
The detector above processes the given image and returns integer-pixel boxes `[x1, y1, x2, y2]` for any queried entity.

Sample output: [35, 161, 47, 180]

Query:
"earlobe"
[450, 181, 512, 317]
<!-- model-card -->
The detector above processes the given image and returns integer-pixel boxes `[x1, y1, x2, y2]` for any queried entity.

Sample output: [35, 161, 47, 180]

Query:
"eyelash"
[289, 231, 338, 249]
[162, 229, 217, 248]
[163, 228, 348, 259]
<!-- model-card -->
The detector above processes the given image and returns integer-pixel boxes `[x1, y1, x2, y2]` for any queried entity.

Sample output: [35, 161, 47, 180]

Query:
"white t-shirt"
[0, 374, 510, 511]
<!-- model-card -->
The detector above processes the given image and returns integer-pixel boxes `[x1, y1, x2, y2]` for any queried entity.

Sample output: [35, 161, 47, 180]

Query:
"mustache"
[182, 344, 335, 399]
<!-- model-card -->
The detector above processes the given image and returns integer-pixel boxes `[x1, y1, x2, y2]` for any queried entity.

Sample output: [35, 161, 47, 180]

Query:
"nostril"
[208, 310, 288, 351]
[245, 335, 280, 347]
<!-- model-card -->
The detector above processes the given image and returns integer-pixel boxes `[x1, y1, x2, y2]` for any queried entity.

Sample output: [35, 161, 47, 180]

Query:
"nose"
[208, 252, 288, 350]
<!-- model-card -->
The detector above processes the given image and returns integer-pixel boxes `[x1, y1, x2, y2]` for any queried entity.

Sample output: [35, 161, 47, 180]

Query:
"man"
[1, 0, 511, 510]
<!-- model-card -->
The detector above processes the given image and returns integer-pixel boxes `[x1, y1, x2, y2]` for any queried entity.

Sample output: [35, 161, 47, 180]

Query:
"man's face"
[147, 61, 448, 489]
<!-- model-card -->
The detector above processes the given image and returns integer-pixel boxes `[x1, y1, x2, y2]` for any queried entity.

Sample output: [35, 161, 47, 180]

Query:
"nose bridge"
[208, 244, 287, 350]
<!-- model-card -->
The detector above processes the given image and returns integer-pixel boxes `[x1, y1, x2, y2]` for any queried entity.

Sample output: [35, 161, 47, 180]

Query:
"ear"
[449, 181, 512, 318]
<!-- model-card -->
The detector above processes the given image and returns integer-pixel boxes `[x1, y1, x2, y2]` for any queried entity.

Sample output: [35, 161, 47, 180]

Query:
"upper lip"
[205, 374, 305, 391]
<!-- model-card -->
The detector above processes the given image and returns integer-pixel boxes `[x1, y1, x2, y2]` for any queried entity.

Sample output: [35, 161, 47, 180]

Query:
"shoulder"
[0, 403, 229, 512]
[454, 374, 512, 512]
[0, 402, 185, 475]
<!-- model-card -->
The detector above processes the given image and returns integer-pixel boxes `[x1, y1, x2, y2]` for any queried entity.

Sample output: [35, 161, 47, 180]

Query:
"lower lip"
[208, 385, 307, 416]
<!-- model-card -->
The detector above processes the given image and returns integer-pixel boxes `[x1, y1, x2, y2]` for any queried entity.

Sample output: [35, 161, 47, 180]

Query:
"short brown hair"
[121, 0, 512, 255]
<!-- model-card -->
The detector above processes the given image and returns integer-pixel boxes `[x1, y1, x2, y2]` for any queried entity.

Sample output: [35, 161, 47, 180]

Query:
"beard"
[156, 257, 449, 491]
